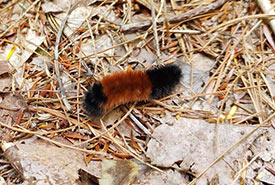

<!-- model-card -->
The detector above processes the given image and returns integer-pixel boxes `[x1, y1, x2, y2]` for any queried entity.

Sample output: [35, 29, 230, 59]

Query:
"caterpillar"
[83, 64, 182, 116]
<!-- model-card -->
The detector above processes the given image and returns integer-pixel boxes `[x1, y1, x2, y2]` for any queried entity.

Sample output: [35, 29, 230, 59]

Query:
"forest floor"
[0, 0, 274, 184]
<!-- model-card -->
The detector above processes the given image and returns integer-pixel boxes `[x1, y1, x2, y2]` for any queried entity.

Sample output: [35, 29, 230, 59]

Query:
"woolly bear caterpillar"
[83, 64, 182, 116]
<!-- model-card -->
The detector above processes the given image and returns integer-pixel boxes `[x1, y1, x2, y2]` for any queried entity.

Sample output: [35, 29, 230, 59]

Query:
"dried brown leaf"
[99, 159, 140, 185]
[0, 60, 12, 75]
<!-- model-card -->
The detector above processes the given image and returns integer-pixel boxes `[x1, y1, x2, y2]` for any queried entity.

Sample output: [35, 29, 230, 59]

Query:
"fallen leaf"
[61, 72, 76, 97]
[42, 2, 63, 13]
[54, 6, 90, 37]
[177, 61, 210, 94]
[0, 94, 28, 123]
[99, 159, 140, 185]
[0, 74, 12, 92]
[79, 35, 114, 64]
[263, 25, 275, 51]
[31, 56, 45, 71]
[2, 29, 45, 91]
[0, 60, 12, 75]
[133, 168, 189, 185]
[192, 53, 215, 72]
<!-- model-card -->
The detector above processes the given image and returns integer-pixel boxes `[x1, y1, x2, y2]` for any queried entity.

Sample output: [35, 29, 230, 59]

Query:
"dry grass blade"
[95, 0, 119, 34]
[75, 103, 136, 146]
[208, 14, 275, 33]
[0, 0, 40, 38]
[99, 119, 165, 174]
[230, 153, 261, 185]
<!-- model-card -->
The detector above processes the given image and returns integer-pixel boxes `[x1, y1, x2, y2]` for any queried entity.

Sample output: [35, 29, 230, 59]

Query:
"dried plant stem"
[0, 120, 76, 136]
[257, 0, 275, 34]
[208, 14, 275, 33]
[36, 134, 108, 155]
[77, 54, 81, 125]
[86, 18, 99, 76]
[150, 0, 160, 60]
[95, 0, 118, 34]
[128, 111, 152, 135]
[54, 8, 71, 111]
[121, 0, 227, 32]
[75, 103, 136, 146]
[99, 119, 165, 174]
[0, 0, 40, 38]
[9, 125, 108, 156]
[162, 85, 259, 101]
[230, 153, 261, 185]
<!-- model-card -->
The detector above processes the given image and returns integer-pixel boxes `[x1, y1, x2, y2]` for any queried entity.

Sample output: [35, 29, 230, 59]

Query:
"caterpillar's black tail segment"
[146, 64, 182, 99]
[83, 83, 107, 116]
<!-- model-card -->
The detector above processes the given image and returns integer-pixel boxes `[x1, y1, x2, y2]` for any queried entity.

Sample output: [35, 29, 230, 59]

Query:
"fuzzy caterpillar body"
[83, 64, 182, 116]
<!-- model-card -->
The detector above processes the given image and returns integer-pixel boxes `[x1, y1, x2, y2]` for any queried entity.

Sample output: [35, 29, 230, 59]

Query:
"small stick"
[150, 0, 160, 61]
[121, 0, 227, 32]
[54, 7, 71, 111]
[257, 0, 275, 35]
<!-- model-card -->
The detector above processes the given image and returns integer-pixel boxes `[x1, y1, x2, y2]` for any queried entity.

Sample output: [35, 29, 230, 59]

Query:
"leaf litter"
[0, 0, 274, 184]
